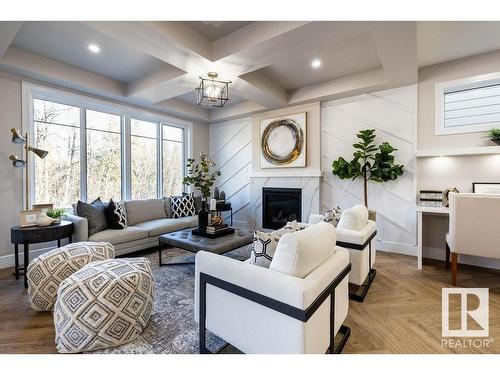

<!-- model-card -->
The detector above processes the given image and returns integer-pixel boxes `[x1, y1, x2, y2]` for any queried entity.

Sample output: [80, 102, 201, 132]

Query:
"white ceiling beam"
[0, 22, 22, 59]
[288, 68, 387, 104]
[212, 21, 309, 61]
[231, 74, 288, 109]
[153, 98, 209, 123]
[126, 66, 187, 98]
[208, 101, 266, 123]
[0, 47, 125, 96]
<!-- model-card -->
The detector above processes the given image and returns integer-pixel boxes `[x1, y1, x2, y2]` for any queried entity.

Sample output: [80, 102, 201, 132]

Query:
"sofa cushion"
[88, 226, 148, 245]
[270, 221, 337, 278]
[125, 198, 167, 226]
[134, 216, 197, 237]
[76, 197, 108, 236]
[337, 204, 368, 231]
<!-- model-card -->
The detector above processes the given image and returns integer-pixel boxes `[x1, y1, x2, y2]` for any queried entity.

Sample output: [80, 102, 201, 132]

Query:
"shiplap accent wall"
[321, 85, 418, 254]
[209, 117, 253, 226]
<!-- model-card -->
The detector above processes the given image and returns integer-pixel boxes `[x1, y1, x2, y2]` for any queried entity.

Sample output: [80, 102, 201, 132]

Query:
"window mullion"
[157, 122, 163, 198]
[80, 108, 87, 202]
[123, 114, 131, 201]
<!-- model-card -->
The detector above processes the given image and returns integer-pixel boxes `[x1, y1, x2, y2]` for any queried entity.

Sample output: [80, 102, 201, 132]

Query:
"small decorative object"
[196, 72, 231, 108]
[442, 187, 459, 207]
[8, 128, 49, 210]
[36, 213, 54, 227]
[332, 129, 404, 208]
[419, 190, 443, 207]
[219, 190, 226, 202]
[213, 187, 220, 200]
[260, 112, 307, 169]
[46, 208, 65, 224]
[211, 215, 223, 226]
[486, 128, 500, 145]
[182, 153, 221, 232]
[472, 182, 500, 194]
[20, 209, 41, 227]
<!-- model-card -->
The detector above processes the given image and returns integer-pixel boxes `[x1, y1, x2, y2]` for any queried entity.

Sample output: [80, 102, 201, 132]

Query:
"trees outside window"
[33, 99, 80, 208]
[162, 124, 183, 197]
[86, 110, 122, 202]
[131, 119, 157, 200]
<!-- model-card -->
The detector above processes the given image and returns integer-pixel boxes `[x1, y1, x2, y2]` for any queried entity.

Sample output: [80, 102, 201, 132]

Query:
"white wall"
[209, 117, 253, 226]
[321, 85, 418, 254]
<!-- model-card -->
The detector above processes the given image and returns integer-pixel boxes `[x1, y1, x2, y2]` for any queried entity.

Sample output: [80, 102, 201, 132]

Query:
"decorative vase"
[37, 213, 54, 227]
[52, 217, 61, 224]
[198, 198, 209, 233]
[492, 139, 500, 145]
[219, 190, 226, 202]
[213, 187, 220, 200]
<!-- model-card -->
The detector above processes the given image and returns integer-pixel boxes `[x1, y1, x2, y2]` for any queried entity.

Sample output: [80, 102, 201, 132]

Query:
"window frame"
[434, 72, 500, 135]
[22, 82, 192, 207]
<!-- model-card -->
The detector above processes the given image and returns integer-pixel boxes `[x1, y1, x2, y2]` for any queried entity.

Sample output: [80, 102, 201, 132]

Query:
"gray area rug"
[92, 246, 251, 354]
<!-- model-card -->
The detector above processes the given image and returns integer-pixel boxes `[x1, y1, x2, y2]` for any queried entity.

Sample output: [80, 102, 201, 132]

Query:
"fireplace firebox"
[262, 187, 302, 230]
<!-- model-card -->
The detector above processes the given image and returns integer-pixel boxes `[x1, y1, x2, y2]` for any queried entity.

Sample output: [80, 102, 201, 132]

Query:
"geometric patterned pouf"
[53, 258, 155, 353]
[27, 242, 115, 311]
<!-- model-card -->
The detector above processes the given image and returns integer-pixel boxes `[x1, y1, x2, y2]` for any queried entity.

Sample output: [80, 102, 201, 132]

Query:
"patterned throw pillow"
[322, 206, 342, 227]
[250, 221, 303, 268]
[171, 193, 196, 218]
[105, 199, 127, 229]
[76, 197, 108, 236]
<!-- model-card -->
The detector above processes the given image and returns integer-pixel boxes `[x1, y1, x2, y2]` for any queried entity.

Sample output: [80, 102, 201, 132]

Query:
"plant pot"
[492, 139, 500, 145]
[368, 210, 377, 222]
[52, 218, 61, 224]
[198, 199, 209, 233]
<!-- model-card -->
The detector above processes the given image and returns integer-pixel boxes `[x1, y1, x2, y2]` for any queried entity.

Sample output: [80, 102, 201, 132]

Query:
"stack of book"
[206, 223, 229, 234]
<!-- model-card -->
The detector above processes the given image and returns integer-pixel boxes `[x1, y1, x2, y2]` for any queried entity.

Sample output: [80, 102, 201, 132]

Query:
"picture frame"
[20, 209, 41, 227]
[260, 112, 307, 169]
[32, 203, 54, 213]
[472, 182, 500, 194]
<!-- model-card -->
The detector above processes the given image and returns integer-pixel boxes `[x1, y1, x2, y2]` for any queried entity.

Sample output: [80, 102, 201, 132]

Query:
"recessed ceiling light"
[88, 44, 100, 53]
[311, 59, 321, 68]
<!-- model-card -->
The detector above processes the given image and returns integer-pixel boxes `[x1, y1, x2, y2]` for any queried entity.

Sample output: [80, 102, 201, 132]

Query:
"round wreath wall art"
[261, 118, 304, 165]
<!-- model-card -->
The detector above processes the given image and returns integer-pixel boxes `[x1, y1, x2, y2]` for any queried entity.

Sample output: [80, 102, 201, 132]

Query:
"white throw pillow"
[337, 204, 368, 231]
[270, 221, 337, 278]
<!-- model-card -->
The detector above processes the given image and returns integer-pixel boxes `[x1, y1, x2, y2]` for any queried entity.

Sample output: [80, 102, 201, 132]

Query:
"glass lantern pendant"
[196, 72, 231, 108]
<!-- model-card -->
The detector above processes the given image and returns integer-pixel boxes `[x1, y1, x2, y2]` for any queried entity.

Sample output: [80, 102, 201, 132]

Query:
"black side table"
[10, 220, 74, 288]
[215, 202, 233, 226]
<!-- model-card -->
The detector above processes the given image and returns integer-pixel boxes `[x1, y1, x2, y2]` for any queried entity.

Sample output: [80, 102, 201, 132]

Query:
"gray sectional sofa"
[65, 198, 198, 256]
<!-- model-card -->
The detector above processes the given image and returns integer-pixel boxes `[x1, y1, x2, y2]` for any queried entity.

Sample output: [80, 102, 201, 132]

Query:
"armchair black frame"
[199, 263, 352, 354]
[337, 230, 377, 302]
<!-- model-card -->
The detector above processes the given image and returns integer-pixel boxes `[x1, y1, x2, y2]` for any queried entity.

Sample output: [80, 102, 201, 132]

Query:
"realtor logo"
[442, 288, 489, 337]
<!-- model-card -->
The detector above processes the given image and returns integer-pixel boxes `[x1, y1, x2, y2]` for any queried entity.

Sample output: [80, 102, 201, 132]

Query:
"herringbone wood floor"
[0, 250, 499, 354]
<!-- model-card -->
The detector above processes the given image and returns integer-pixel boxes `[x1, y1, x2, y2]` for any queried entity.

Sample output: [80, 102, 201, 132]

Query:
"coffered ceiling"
[1, 21, 499, 123]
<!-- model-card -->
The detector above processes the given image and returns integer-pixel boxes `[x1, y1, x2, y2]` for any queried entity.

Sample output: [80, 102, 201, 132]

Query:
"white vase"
[37, 213, 54, 227]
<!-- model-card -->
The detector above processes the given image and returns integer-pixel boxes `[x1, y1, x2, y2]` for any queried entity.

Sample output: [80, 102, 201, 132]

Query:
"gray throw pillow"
[322, 206, 342, 227]
[76, 197, 108, 237]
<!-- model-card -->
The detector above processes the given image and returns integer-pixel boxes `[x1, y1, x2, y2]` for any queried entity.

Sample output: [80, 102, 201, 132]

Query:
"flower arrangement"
[182, 153, 221, 199]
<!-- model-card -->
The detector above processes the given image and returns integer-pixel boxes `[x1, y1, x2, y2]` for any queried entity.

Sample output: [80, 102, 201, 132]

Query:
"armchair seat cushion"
[88, 226, 147, 245]
[134, 216, 197, 237]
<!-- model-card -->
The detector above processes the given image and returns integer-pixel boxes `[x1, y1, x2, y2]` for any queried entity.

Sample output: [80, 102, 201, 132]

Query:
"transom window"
[27, 85, 188, 208]
[435, 73, 500, 135]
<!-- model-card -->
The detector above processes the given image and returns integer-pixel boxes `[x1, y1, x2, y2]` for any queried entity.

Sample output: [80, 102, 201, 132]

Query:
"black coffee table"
[158, 227, 253, 266]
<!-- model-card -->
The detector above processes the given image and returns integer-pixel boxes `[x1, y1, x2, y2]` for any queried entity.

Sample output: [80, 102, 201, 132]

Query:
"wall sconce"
[8, 128, 48, 209]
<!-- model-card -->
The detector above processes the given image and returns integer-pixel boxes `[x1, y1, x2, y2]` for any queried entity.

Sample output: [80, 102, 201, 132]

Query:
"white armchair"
[194, 223, 351, 354]
[309, 209, 377, 302]
[447, 193, 500, 286]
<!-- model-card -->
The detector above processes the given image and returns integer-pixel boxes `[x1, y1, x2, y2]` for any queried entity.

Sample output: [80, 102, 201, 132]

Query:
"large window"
[86, 110, 122, 201]
[33, 99, 80, 208]
[435, 73, 500, 135]
[28, 86, 188, 208]
[131, 119, 158, 200]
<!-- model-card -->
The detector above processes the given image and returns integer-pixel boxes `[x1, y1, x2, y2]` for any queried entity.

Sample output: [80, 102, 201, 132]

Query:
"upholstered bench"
[27, 242, 115, 311]
[54, 257, 154, 353]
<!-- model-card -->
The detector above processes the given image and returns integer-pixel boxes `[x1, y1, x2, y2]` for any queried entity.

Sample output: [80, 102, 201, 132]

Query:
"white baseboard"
[0, 245, 56, 270]
[423, 246, 500, 270]
[375, 239, 417, 256]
